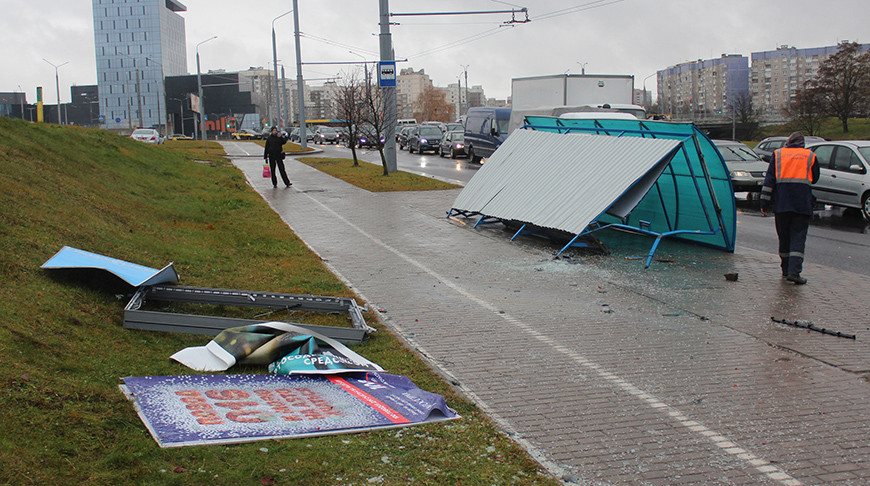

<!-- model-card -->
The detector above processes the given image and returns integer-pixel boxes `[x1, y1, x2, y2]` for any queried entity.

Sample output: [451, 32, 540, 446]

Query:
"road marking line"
[292, 189, 802, 485]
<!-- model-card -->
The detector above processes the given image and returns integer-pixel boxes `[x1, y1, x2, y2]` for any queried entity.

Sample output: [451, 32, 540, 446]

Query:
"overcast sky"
[2, 0, 868, 105]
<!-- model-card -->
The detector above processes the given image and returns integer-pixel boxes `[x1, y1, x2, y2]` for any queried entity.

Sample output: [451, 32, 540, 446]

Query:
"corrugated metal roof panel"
[452, 130, 682, 235]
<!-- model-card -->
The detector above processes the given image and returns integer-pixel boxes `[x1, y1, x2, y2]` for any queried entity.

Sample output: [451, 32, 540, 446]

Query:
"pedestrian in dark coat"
[759, 131, 819, 284]
[264, 126, 292, 188]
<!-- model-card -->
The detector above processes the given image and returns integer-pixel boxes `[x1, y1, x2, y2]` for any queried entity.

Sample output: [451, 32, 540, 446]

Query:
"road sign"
[115, 117, 121, 123]
[379, 61, 396, 88]
[98, 115, 105, 122]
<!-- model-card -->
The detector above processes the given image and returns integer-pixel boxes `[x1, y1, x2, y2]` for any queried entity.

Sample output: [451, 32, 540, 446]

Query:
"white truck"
[509, 74, 643, 133]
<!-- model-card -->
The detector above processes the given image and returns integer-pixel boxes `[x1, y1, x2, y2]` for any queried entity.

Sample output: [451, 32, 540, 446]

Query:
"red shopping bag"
[262, 163, 271, 178]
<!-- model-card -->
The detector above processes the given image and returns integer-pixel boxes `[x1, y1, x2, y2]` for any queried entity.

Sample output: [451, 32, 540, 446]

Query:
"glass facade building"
[92, 0, 187, 130]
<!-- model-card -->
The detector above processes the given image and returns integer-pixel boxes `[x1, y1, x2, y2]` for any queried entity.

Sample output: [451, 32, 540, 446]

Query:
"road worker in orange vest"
[759, 131, 820, 285]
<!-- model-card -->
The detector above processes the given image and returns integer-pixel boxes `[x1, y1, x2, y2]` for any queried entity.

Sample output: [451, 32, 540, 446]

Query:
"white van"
[397, 119, 418, 126]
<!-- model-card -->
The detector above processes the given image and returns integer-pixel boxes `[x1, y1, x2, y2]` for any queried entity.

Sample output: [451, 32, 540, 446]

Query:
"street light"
[42, 58, 69, 124]
[196, 35, 218, 149]
[643, 72, 657, 113]
[272, 9, 294, 128]
[460, 64, 469, 116]
[577, 62, 588, 75]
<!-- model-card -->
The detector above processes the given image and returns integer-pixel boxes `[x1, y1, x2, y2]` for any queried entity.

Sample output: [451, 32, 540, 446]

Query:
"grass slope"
[0, 118, 556, 485]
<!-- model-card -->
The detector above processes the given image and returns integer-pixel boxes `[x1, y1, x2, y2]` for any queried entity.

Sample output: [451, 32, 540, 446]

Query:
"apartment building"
[657, 54, 749, 121]
[750, 44, 870, 121]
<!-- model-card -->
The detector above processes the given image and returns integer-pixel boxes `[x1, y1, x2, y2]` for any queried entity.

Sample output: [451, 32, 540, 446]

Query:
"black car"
[754, 135, 825, 161]
[397, 125, 416, 150]
[439, 131, 467, 159]
[313, 127, 339, 144]
[356, 125, 384, 148]
[407, 125, 443, 154]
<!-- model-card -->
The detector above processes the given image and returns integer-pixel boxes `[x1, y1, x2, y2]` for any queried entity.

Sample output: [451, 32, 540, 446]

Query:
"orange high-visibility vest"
[774, 148, 815, 184]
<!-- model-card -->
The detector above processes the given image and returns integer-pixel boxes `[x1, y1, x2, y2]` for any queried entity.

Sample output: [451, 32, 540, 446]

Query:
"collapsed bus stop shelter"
[448, 117, 736, 267]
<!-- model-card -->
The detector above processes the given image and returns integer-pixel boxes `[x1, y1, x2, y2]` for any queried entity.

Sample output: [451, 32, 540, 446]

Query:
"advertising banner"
[121, 372, 459, 447]
[189, 93, 200, 114]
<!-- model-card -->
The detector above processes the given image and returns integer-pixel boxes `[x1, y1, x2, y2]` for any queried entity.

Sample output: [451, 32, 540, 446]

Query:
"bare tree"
[334, 70, 366, 166]
[728, 92, 759, 140]
[816, 41, 870, 132]
[360, 71, 396, 176]
[787, 81, 827, 136]
[413, 86, 455, 122]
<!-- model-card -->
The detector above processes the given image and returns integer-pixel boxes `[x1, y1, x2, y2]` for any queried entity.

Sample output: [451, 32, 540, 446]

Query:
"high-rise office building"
[92, 0, 188, 130]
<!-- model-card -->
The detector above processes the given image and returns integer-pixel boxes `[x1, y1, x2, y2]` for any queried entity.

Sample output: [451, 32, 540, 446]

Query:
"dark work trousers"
[774, 212, 810, 276]
[267, 155, 291, 187]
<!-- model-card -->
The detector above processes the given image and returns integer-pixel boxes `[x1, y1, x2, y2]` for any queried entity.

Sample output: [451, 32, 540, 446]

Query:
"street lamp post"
[643, 72, 657, 114]
[196, 35, 218, 149]
[272, 9, 294, 129]
[460, 64, 469, 116]
[42, 58, 69, 124]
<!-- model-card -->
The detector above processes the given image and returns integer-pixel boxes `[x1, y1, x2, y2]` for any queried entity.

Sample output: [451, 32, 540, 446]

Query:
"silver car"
[130, 128, 164, 144]
[807, 140, 870, 221]
[713, 140, 768, 194]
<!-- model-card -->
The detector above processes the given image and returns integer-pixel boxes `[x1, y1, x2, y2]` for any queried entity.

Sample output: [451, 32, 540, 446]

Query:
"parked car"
[313, 127, 339, 144]
[754, 135, 825, 161]
[407, 125, 443, 154]
[396, 125, 416, 150]
[439, 131, 467, 159]
[806, 140, 870, 221]
[289, 127, 314, 143]
[130, 128, 164, 144]
[712, 139, 769, 193]
[166, 133, 192, 141]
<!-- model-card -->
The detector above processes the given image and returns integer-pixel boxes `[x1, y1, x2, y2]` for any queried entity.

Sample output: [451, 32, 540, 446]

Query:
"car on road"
[439, 131, 467, 159]
[712, 139, 769, 194]
[355, 125, 384, 148]
[166, 133, 192, 141]
[407, 125, 443, 154]
[444, 122, 464, 133]
[313, 127, 339, 144]
[231, 129, 261, 140]
[289, 127, 314, 143]
[396, 125, 416, 150]
[806, 140, 870, 221]
[754, 135, 825, 161]
[130, 128, 164, 144]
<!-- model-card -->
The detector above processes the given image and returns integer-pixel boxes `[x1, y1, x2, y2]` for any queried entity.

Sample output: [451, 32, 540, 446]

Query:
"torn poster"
[170, 321, 382, 374]
[120, 372, 460, 447]
[41, 246, 179, 287]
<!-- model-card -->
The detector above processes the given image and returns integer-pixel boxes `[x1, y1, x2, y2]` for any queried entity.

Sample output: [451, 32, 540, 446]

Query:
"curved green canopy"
[523, 116, 736, 253]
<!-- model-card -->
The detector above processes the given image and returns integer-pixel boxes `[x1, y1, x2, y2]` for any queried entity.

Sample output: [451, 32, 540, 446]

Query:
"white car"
[130, 128, 164, 144]
[807, 140, 870, 221]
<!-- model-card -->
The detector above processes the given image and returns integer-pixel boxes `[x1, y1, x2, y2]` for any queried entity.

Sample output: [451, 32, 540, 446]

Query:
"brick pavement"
[232, 151, 870, 485]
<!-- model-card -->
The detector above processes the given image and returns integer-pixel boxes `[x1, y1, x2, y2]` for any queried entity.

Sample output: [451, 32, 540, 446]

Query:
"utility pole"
[461, 64, 469, 116]
[196, 35, 218, 148]
[292, 0, 307, 149]
[272, 9, 293, 129]
[379, 0, 397, 173]
[17, 85, 24, 120]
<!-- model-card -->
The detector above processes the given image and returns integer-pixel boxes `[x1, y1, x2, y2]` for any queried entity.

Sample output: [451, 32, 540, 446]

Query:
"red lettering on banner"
[205, 389, 250, 400]
[175, 389, 223, 425]
[226, 410, 267, 423]
[327, 377, 409, 424]
[214, 401, 260, 411]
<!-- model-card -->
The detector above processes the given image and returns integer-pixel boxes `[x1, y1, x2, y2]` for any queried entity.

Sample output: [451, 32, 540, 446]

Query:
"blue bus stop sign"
[379, 61, 396, 88]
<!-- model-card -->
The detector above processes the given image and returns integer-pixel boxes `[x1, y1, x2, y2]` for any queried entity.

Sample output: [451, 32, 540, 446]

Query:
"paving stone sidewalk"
[233, 153, 870, 485]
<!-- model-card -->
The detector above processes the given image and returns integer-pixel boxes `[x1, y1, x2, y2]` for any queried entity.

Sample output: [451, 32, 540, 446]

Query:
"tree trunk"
[842, 117, 850, 133]
[378, 148, 389, 175]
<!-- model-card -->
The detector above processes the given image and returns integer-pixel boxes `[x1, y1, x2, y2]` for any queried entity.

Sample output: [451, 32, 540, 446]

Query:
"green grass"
[744, 117, 870, 147]
[297, 157, 462, 192]
[0, 118, 557, 485]
[252, 139, 316, 154]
